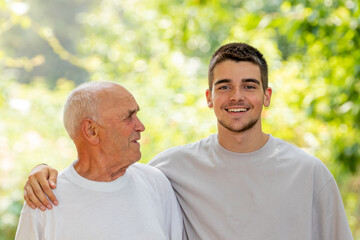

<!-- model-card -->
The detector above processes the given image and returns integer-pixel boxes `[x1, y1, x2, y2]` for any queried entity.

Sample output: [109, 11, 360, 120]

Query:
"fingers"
[43, 167, 59, 205]
[24, 179, 49, 211]
[39, 179, 58, 207]
[23, 188, 35, 209]
[24, 165, 59, 210]
[48, 167, 58, 190]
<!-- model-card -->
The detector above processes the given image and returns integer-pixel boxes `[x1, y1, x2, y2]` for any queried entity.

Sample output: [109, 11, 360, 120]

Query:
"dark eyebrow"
[131, 106, 140, 115]
[214, 78, 261, 86]
[243, 78, 260, 85]
[214, 79, 231, 86]
[126, 106, 140, 118]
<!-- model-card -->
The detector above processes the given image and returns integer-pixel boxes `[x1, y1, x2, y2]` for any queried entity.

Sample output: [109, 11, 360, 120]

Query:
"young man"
[23, 43, 353, 239]
[16, 82, 183, 239]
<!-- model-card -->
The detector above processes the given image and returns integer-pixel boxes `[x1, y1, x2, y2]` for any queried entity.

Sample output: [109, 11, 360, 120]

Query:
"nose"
[135, 115, 145, 132]
[230, 88, 245, 101]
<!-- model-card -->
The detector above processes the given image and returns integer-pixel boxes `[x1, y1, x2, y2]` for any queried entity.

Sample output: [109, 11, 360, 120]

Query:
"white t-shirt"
[149, 134, 353, 240]
[15, 162, 183, 240]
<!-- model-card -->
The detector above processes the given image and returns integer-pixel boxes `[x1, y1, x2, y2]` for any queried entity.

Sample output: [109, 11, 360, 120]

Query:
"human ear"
[81, 119, 100, 145]
[263, 87, 272, 108]
[205, 89, 213, 108]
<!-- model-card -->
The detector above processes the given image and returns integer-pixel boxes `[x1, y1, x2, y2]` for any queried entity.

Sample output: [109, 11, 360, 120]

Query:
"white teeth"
[228, 108, 247, 112]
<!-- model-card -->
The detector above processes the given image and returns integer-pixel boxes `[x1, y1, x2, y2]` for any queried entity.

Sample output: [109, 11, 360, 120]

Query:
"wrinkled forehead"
[99, 86, 138, 109]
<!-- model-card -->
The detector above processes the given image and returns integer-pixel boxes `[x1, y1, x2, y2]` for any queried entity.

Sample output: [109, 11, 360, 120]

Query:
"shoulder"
[130, 162, 170, 184]
[149, 134, 215, 167]
[131, 162, 164, 176]
[18, 202, 54, 224]
[272, 135, 333, 185]
[272, 136, 322, 164]
[129, 163, 175, 198]
[52, 165, 76, 193]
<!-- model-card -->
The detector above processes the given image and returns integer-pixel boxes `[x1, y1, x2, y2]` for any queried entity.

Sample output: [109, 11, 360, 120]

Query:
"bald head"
[63, 82, 132, 140]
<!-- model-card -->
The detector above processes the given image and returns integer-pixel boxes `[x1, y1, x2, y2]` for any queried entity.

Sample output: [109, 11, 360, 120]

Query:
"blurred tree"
[0, 0, 93, 88]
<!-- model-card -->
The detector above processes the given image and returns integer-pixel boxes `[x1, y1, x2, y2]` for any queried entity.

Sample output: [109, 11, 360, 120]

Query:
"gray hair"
[63, 82, 108, 139]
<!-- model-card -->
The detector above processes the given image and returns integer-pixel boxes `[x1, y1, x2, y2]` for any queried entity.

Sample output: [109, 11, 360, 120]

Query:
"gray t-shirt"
[149, 134, 353, 240]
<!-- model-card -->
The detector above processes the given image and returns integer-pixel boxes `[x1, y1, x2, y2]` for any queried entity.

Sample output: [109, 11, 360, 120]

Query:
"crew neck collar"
[213, 134, 274, 160]
[62, 161, 131, 192]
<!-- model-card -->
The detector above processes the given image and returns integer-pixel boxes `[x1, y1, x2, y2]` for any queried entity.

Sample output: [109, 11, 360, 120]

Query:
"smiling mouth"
[226, 108, 248, 112]
[131, 138, 141, 144]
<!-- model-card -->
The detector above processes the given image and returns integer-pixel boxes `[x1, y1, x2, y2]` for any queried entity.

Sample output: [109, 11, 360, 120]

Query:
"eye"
[218, 85, 230, 90]
[123, 113, 134, 122]
[244, 85, 256, 89]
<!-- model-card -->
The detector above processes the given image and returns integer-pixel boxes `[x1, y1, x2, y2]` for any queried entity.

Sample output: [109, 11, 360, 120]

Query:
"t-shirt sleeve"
[148, 152, 165, 168]
[311, 176, 353, 240]
[15, 204, 44, 240]
[165, 184, 183, 240]
[141, 163, 184, 239]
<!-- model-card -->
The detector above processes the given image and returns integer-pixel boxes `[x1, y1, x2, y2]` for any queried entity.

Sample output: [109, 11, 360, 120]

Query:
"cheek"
[212, 94, 225, 106]
[253, 97, 265, 109]
[124, 126, 137, 138]
[116, 124, 133, 135]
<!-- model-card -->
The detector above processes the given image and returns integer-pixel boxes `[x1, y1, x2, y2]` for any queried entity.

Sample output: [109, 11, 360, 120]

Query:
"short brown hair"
[208, 43, 268, 91]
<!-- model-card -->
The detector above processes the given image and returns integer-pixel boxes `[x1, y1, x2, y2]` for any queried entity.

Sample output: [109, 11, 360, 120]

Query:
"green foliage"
[1, 0, 359, 238]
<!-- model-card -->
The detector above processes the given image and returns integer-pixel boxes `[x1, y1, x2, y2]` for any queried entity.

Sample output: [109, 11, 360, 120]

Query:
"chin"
[219, 119, 259, 133]
[134, 153, 142, 162]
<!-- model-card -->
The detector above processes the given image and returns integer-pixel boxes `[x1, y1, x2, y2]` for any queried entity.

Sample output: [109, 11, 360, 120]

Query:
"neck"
[74, 147, 129, 182]
[217, 124, 269, 153]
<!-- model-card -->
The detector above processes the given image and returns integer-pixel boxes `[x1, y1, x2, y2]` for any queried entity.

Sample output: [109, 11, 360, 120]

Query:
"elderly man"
[15, 82, 183, 239]
[23, 43, 352, 240]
